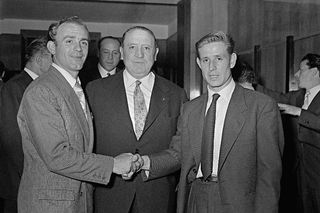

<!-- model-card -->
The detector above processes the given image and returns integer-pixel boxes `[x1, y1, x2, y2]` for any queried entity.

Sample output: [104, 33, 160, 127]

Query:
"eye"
[201, 58, 209, 63]
[65, 39, 73, 44]
[128, 45, 135, 50]
[113, 51, 120, 55]
[144, 46, 151, 51]
[81, 40, 88, 46]
[217, 57, 223, 61]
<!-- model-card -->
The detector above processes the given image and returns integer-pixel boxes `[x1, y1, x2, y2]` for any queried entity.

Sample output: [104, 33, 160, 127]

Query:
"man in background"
[16, 16, 142, 213]
[0, 37, 52, 213]
[142, 31, 284, 213]
[86, 26, 187, 213]
[79, 36, 121, 88]
[257, 53, 320, 213]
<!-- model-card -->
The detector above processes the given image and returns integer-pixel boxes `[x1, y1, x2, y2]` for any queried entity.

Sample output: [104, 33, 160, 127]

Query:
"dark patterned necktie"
[134, 80, 147, 140]
[201, 93, 220, 180]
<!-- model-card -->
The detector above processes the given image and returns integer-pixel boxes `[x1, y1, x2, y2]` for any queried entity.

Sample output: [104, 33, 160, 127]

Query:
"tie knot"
[136, 80, 142, 87]
[212, 93, 220, 102]
[306, 90, 311, 96]
[74, 80, 82, 89]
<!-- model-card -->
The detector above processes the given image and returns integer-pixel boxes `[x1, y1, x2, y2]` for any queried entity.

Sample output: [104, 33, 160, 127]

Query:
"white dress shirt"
[197, 79, 236, 178]
[24, 67, 38, 80]
[98, 63, 116, 78]
[123, 69, 155, 133]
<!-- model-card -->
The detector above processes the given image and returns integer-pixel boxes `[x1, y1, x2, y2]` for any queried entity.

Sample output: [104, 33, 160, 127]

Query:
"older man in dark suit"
[141, 31, 284, 213]
[16, 16, 142, 213]
[0, 37, 52, 213]
[86, 26, 187, 213]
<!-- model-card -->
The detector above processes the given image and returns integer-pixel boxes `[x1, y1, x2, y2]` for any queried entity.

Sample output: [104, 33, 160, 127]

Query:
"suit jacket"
[149, 84, 284, 213]
[257, 85, 320, 189]
[17, 66, 114, 213]
[79, 63, 121, 89]
[86, 70, 187, 213]
[0, 71, 32, 200]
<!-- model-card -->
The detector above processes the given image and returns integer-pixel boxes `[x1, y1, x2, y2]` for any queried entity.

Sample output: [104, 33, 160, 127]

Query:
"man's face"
[98, 38, 121, 71]
[120, 29, 159, 79]
[297, 59, 318, 89]
[196, 41, 236, 92]
[49, 22, 89, 77]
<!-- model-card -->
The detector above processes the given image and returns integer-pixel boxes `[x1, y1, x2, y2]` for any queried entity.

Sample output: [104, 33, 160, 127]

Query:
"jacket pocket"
[38, 189, 75, 201]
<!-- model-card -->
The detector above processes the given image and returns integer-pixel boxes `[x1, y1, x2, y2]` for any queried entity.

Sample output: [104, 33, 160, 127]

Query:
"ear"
[47, 41, 56, 55]
[230, 53, 237, 69]
[154, 47, 159, 61]
[35, 54, 42, 66]
[196, 57, 202, 69]
[120, 46, 124, 60]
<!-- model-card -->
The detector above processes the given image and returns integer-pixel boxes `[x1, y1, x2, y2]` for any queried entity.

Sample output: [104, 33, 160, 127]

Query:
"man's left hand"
[278, 103, 301, 116]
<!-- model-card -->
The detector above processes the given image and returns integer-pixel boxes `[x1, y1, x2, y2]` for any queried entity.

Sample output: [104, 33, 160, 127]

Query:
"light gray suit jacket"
[149, 84, 284, 213]
[17, 66, 114, 213]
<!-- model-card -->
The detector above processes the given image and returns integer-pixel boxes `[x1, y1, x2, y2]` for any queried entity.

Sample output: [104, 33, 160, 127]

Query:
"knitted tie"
[201, 93, 220, 180]
[74, 80, 87, 117]
[134, 80, 147, 140]
[302, 90, 311, 110]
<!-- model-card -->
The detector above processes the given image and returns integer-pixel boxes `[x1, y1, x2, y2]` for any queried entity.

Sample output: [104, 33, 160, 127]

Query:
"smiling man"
[16, 16, 142, 213]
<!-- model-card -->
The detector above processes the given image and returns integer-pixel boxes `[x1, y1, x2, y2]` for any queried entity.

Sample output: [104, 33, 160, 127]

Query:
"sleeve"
[256, 84, 296, 104]
[17, 85, 114, 185]
[255, 98, 284, 213]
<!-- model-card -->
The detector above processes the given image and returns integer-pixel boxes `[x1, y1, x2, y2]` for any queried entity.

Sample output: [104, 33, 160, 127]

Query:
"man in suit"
[86, 26, 187, 213]
[257, 53, 320, 213]
[16, 16, 142, 213]
[0, 37, 52, 213]
[140, 31, 284, 213]
[79, 36, 121, 88]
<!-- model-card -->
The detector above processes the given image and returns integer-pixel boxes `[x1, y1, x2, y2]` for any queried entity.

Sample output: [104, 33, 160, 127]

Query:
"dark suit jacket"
[86, 70, 187, 213]
[257, 85, 320, 189]
[79, 63, 121, 89]
[16, 66, 115, 213]
[0, 71, 32, 200]
[149, 84, 284, 213]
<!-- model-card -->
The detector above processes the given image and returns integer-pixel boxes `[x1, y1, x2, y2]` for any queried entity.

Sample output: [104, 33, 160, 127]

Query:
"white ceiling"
[1, 0, 179, 25]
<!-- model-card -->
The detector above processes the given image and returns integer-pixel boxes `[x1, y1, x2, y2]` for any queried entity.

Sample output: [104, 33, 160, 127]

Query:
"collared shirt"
[304, 84, 320, 109]
[123, 69, 155, 132]
[52, 63, 79, 89]
[197, 79, 236, 178]
[24, 68, 39, 80]
[98, 63, 116, 78]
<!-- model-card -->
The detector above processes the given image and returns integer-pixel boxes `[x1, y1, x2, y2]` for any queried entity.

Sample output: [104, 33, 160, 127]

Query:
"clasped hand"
[113, 153, 144, 180]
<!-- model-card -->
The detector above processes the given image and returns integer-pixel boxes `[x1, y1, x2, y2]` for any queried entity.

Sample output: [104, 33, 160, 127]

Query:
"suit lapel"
[143, 76, 169, 136]
[50, 67, 90, 150]
[308, 90, 320, 112]
[218, 85, 247, 172]
[189, 95, 207, 167]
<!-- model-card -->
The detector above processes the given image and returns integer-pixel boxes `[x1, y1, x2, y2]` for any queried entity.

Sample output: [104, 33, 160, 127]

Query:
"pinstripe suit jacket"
[149, 84, 284, 213]
[17, 66, 114, 213]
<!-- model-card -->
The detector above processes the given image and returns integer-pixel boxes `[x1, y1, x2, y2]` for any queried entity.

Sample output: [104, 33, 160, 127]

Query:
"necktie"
[134, 80, 147, 140]
[201, 93, 220, 180]
[302, 90, 311, 110]
[74, 80, 87, 117]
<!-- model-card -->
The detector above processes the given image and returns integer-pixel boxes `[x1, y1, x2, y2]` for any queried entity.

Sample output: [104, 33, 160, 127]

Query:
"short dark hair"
[47, 16, 89, 42]
[98, 36, 121, 50]
[122, 26, 158, 48]
[232, 60, 256, 84]
[301, 53, 320, 71]
[25, 37, 50, 63]
[195, 31, 235, 58]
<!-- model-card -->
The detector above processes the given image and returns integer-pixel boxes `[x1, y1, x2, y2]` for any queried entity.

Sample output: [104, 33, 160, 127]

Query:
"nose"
[107, 53, 113, 60]
[74, 42, 82, 51]
[209, 60, 216, 71]
[135, 47, 144, 58]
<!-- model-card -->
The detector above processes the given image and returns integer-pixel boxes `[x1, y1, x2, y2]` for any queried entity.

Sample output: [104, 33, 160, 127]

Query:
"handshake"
[112, 153, 149, 180]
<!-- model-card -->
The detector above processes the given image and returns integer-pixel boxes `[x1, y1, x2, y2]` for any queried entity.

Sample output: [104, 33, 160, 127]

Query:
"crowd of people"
[0, 15, 319, 213]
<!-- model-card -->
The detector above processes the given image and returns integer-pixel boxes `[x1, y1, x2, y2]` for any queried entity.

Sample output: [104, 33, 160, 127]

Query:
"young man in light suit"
[141, 31, 284, 213]
[16, 16, 142, 213]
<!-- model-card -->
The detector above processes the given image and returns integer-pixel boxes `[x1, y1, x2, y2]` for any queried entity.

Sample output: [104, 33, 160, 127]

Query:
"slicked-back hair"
[25, 37, 50, 63]
[121, 26, 158, 48]
[301, 53, 320, 72]
[98, 36, 121, 50]
[47, 16, 89, 43]
[195, 31, 235, 58]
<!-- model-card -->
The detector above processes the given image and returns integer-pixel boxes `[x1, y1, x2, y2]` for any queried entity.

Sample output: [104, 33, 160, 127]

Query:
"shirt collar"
[123, 69, 155, 92]
[207, 79, 235, 102]
[98, 63, 116, 77]
[52, 63, 78, 88]
[308, 84, 320, 96]
[24, 67, 39, 80]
